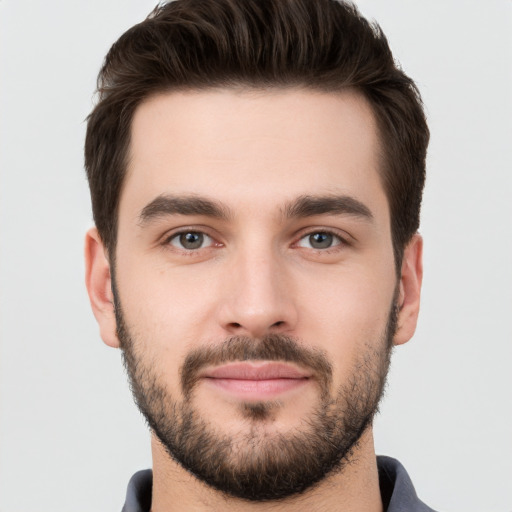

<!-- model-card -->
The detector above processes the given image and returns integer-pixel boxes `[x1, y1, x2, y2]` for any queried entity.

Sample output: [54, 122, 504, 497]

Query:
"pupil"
[310, 232, 332, 249]
[180, 232, 203, 249]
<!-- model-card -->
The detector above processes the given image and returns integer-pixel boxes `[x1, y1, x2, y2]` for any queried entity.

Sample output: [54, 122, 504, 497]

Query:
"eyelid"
[169, 231, 214, 250]
[298, 232, 340, 247]
[293, 227, 352, 248]
[160, 225, 223, 250]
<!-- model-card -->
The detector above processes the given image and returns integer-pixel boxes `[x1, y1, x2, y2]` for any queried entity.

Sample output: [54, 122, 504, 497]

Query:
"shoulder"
[377, 456, 438, 512]
[121, 469, 153, 512]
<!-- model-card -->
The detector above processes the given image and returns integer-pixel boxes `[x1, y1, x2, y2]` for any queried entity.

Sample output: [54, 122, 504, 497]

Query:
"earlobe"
[84, 228, 120, 348]
[393, 234, 423, 346]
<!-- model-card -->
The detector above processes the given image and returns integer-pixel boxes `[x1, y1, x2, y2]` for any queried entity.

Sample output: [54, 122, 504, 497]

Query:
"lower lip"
[204, 377, 309, 400]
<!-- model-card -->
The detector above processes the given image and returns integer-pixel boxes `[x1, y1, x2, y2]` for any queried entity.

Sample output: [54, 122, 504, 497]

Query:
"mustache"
[180, 334, 333, 397]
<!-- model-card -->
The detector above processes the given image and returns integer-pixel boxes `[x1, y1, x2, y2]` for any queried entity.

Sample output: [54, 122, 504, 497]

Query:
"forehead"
[121, 88, 387, 222]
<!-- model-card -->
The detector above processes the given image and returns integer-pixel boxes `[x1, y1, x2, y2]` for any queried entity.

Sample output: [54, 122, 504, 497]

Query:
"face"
[86, 88, 422, 501]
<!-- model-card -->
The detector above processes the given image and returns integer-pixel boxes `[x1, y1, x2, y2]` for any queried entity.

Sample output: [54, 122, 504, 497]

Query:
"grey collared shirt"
[122, 456, 437, 511]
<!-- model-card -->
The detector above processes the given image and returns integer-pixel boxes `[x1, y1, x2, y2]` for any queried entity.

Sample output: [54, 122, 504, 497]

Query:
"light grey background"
[1, 1, 511, 511]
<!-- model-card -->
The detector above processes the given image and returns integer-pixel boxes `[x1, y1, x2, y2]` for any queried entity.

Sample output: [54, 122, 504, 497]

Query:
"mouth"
[199, 361, 312, 400]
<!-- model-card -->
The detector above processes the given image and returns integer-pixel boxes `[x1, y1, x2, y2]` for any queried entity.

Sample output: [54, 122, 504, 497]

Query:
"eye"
[168, 231, 214, 250]
[296, 231, 342, 250]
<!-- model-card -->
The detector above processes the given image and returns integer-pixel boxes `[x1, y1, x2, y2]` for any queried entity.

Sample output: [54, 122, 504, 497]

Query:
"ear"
[84, 227, 120, 348]
[393, 233, 423, 346]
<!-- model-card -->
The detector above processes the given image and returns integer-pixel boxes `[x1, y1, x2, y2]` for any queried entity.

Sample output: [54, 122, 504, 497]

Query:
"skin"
[85, 88, 423, 511]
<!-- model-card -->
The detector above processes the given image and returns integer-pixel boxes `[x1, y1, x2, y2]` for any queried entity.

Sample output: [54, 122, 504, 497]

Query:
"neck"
[150, 428, 383, 512]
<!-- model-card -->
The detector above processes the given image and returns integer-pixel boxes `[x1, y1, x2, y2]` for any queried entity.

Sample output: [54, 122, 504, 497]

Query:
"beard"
[115, 292, 397, 502]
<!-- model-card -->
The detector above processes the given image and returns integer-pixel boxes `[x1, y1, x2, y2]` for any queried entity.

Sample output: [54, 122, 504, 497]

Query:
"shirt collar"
[122, 456, 436, 512]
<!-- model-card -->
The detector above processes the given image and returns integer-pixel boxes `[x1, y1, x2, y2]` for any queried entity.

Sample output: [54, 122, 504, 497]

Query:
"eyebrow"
[138, 193, 373, 226]
[283, 194, 373, 221]
[138, 194, 231, 225]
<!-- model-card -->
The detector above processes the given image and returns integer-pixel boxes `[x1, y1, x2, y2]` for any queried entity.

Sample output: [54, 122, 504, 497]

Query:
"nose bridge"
[219, 235, 297, 337]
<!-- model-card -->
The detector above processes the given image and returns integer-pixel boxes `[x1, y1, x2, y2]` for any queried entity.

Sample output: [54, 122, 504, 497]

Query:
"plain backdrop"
[1, 1, 511, 511]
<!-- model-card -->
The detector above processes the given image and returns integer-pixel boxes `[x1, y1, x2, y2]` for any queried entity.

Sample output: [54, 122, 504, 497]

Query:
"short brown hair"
[85, 0, 429, 270]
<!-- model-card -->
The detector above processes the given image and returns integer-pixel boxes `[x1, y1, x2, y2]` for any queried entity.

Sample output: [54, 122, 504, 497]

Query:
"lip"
[200, 362, 311, 400]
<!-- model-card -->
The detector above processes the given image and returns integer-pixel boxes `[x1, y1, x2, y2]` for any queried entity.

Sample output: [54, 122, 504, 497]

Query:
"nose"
[217, 244, 298, 338]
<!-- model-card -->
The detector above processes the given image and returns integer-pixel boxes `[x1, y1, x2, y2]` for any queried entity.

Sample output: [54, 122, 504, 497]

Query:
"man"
[84, 0, 432, 510]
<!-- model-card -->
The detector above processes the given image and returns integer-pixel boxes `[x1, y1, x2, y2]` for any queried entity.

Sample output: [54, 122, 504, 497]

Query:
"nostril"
[272, 321, 285, 328]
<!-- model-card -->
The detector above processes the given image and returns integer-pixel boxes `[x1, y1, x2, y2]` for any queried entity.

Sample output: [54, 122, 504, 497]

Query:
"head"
[84, 0, 427, 503]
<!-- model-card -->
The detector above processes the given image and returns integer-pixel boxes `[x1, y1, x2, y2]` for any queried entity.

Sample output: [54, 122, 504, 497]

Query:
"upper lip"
[201, 362, 311, 380]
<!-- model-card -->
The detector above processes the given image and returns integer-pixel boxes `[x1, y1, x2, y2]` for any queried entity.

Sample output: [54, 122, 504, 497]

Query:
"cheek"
[115, 254, 222, 361]
[296, 267, 395, 379]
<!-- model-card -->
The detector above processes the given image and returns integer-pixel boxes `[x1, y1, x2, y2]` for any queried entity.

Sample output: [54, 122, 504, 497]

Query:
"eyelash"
[294, 229, 348, 252]
[162, 228, 349, 253]
[163, 229, 219, 252]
